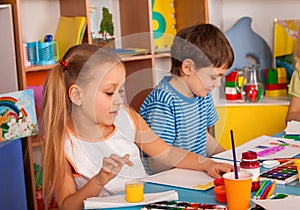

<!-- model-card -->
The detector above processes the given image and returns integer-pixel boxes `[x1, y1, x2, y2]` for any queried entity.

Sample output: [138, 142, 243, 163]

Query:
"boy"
[140, 23, 234, 173]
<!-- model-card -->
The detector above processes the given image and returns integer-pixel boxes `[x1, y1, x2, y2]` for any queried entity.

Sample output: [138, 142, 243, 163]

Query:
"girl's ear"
[69, 84, 82, 106]
[181, 59, 195, 76]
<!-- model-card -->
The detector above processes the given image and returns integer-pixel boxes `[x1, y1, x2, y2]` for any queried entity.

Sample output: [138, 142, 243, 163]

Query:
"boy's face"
[190, 65, 227, 97]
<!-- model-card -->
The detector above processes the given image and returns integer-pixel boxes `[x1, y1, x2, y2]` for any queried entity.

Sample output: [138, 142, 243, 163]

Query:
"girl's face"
[94, 63, 126, 128]
[189, 65, 227, 97]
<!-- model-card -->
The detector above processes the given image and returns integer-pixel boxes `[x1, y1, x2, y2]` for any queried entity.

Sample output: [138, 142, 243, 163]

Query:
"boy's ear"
[181, 59, 194, 75]
[69, 84, 82, 106]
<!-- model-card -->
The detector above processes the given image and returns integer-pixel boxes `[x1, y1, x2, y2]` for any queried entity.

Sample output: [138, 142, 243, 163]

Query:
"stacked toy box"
[225, 71, 242, 100]
[264, 68, 288, 97]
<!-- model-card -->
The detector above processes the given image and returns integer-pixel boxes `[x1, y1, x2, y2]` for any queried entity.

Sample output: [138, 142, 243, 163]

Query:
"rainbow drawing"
[0, 89, 38, 141]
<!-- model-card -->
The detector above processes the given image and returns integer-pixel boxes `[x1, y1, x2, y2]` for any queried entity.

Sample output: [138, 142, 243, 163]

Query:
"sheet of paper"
[212, 135, 300, 161]
[84, 190, 178, 209]
[141, 168, 215, 191]
[252, 195, 300, 210]
[284, 120, 300, 135]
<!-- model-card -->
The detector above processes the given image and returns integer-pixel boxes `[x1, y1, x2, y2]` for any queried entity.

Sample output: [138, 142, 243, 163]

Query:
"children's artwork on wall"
[274, 19, 300, 80]
[0, 89, 38, 141]
[89, 0, 120, 47]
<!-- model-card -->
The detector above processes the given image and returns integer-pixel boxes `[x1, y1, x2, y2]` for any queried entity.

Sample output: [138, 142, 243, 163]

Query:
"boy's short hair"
[170, 23, 234, 76]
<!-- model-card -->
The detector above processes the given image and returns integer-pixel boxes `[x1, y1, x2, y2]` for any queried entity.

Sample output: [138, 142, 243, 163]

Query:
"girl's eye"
[106, 92, 114, 96]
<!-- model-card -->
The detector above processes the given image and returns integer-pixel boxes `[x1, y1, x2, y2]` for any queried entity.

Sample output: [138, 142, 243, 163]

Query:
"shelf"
[25, 64, 56, 72]
[154, 52, 171, 58]
[29, 135, 42, 148]
[215, 95, 290, 107]
[121, 54, 153, 62]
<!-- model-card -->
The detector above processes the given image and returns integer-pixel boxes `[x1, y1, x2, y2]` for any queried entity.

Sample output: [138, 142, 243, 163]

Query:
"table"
[95, 168, 300, 210]
[89, 132, 300, 210]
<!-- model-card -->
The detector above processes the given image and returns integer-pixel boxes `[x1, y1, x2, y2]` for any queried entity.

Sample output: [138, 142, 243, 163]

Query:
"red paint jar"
[213, 185, 227, 203]
[213, 177, 227, 203]
[240, 151, 260, 191]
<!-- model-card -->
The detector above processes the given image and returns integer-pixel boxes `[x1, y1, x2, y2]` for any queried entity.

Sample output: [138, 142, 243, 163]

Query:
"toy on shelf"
[34, 163, 58, 210]
[225, 70, 242, 100]
[26, 35, 59, 66]
[237, 65, 264, 103]
[264, 67, 288, 97]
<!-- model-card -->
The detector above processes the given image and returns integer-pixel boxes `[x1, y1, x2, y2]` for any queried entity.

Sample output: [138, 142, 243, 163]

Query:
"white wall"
[209, 0, 300, 53]
[20, 0, 60, 42]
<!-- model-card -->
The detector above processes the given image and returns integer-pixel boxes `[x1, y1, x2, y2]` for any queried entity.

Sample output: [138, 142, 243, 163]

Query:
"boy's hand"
[96, 154, 134, 186]
[204, 159, 235, 178]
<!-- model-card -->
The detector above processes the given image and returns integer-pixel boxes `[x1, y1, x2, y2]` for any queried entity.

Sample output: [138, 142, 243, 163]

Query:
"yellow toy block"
[265, 89, 287, 97]
[277, 67, 288, 84]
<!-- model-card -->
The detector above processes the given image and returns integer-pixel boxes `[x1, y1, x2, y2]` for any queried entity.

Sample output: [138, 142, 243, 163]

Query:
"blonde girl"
[40, 44, 233, 210]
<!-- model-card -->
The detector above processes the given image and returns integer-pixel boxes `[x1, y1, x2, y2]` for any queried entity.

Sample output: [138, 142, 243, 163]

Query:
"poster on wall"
[89, 0, 120, 47]
[274, 19, 300, 80]
[0, 89, 38, 141]
[152, 0, 177, 52]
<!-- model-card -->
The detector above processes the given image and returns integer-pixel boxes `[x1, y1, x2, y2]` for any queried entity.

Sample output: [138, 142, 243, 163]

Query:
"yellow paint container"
[125, 180, 144, 203]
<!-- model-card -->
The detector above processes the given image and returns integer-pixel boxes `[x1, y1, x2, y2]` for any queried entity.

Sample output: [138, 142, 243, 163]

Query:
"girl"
[40, 44, 233, 210]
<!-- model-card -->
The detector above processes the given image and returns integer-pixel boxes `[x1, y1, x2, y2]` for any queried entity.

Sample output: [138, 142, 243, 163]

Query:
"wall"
[20, 0, 60, 42]
[209, 0, 300, 53]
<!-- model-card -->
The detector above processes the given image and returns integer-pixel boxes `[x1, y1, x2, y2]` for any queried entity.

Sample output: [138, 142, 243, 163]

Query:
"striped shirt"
[140, 76, 218, 162]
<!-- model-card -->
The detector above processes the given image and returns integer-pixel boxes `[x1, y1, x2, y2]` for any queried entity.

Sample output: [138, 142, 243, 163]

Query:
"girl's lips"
[110, 110, 118, 116]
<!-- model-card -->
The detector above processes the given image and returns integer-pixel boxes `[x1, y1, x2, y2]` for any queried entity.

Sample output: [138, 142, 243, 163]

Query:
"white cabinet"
[0, 4, 18, 93]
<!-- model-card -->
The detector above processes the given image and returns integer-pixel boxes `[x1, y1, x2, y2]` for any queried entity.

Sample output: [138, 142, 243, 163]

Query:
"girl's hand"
[96, 154, 134, 186]
[204, 159, 234, 178]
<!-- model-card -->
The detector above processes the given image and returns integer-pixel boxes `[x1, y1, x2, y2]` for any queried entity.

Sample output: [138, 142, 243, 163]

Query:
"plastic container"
[37, 41, 56, 65]
[240, 151, 260, 191]
[27, 40, 58, 66]
[214, 177, 225, 186]
[27, 41, 38, 65]
[213, 177, 227, 203]
[214, 185, 227, 203]
[125, 180, 144, 203]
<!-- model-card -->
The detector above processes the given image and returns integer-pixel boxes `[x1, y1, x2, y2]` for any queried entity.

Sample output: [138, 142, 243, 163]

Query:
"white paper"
[212, 135, 300, 161]
[252, 195, 300, 210]
[284, 120, 300, 135]
[84, 190, 178, 209]
[141, 168, 215, 191]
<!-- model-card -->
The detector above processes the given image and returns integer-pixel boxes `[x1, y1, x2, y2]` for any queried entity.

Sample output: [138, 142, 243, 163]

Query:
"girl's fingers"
[110, 154, 134, 167]
[102, 154, 134, 174]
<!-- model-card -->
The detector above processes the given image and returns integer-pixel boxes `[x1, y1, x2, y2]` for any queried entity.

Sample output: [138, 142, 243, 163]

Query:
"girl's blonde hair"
[40, 44, 120, 208]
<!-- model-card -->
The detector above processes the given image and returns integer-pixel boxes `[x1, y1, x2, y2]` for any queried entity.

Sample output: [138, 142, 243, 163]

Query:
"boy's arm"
[206, 131, 225, 157]
[130, 108, 233, 178]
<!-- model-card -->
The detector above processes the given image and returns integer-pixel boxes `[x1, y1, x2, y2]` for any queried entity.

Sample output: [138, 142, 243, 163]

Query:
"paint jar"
[125, 180, 144, 203]
[214, 185, 227, 203]
[213, 178, 227, 203]
[240, 151, 260, 191]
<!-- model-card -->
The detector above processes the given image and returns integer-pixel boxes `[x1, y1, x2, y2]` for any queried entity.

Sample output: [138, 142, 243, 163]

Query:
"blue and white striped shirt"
[140, 76, 218, 162]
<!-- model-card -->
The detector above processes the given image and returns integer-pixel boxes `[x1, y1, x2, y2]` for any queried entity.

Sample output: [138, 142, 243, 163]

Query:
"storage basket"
[27, 42, 37, 65]
[26, 40, 59, 66]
